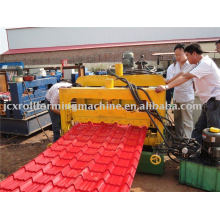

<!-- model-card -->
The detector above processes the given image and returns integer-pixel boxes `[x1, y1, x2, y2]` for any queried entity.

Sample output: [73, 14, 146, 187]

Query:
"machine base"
[136, 149, 165, 175]
[179, 159, 220, 192]
[0, 111, 51, 136]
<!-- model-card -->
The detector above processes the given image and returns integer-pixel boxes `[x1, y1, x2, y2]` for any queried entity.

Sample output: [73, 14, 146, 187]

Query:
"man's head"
[174, 44, 187, 63]
[216, 40, 220, 53]
[184, 43, 203, 64]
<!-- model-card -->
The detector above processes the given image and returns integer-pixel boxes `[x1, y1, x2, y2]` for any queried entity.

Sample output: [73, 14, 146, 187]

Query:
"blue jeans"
[192, 97, 220, 144]
[45, 99, 61, 142]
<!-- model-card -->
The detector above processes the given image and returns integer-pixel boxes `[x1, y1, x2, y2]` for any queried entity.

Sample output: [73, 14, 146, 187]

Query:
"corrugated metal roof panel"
[0, 122, 147, 192]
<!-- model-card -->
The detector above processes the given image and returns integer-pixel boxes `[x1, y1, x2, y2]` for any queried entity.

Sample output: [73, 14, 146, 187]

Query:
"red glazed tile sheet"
[0, 122, 147, 192]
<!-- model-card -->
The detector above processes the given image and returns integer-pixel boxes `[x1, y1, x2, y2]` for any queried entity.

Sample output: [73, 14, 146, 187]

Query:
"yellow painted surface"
[115, 64, 123, 76]
[59, 87, 166, 146]
[104, 78, 114, 88]
[210, 127, 220, 133]
[76, 74, 165, 87]
[150, 154, 162, 165]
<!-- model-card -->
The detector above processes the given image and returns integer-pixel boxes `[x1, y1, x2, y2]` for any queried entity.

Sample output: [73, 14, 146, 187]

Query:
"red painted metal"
[3, 37, 219, 55]
[23, 76, 34, 81]
[0, 122, 147, 192]
[0, 92, 11, 101]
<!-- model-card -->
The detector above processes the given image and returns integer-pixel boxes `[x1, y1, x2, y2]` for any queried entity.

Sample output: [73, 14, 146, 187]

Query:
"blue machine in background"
[71, 69, 94, 83]
[6, 77, 57, 119]
[35, 70, 62, 82]
[95, 71, 108, 75]
[0, 63, 91, 136]
[0, 68, 58, 136]
[0, 61, 24, 69]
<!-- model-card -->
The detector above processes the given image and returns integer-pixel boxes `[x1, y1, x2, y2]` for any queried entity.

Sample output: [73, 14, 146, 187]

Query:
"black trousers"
[166, 88, 174, 106]
[45, 99, 61, 142]
[192, 97, 220, 144]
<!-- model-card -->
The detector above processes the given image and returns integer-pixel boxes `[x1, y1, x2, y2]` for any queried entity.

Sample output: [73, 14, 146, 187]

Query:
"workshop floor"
[0, 128, 202, 192]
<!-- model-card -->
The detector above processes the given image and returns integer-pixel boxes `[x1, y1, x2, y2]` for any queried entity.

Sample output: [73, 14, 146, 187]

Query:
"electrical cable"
[107, 70, 201, 162]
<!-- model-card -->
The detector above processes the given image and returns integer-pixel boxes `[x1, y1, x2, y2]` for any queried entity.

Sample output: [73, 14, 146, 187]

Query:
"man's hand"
[155, 85, 167, 93]
[156, 72, 194, 93]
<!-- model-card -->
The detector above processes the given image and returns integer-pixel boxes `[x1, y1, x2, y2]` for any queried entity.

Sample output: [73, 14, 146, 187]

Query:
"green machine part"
[179, 160, 220, 192]
[137, 150, 165, 175]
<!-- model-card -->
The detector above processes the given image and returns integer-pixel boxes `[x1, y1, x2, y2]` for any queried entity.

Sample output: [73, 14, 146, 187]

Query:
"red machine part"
[0, 122, 147, 192]
[0, 92, 11, 101]
[23, 75, 35, 81]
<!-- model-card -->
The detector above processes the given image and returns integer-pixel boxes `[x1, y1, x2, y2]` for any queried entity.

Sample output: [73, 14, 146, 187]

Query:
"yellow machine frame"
[76, 74, 165, 87]
[60, 74, 166, 146]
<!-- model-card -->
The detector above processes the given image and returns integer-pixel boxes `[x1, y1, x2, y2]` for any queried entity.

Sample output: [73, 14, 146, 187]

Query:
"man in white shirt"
[166, 44, 195, 138]
[156, 43, 220, 144]
[166, 59, 175, 105]
[166, 60, 176, 81]
[45, 81, 72, 142]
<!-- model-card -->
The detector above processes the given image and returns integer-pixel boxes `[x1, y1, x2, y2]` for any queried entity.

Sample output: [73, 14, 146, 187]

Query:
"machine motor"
[122, 51, 134, 70]
[202, 127, 220, 166]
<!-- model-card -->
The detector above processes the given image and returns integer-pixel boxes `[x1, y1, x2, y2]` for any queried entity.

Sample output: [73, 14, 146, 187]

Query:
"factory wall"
[1, 41, 219, 68]
[0, 43, 175, 66]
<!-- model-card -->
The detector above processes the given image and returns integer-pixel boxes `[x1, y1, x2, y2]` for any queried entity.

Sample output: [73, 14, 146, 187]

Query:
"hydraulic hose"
[107, 70, 200, 162]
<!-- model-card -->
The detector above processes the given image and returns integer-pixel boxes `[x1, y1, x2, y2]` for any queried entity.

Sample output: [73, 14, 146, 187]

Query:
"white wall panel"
[7, 27, 220, 50]
[0, 28, 8, 54]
